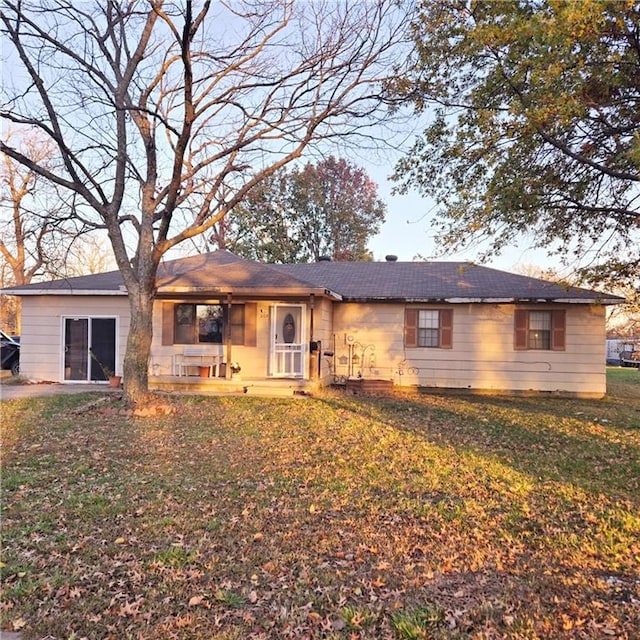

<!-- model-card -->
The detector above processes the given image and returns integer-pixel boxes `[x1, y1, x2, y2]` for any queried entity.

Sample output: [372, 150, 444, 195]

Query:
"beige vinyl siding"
[313, 297, 334, 382]
[18, 295, 130, 382]
[332, 302, 607, 396]
[17, 292, 607, 395]
[331, 303, 404, 381]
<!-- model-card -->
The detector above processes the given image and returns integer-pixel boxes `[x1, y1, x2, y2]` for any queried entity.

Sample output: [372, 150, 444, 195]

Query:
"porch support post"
[225, 293, 232, 379]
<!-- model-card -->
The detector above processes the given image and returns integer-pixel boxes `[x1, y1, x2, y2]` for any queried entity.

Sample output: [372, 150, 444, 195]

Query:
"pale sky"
[363, 159, 560, 275]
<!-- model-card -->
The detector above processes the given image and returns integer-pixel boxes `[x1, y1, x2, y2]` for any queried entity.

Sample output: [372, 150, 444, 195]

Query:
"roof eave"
[340, 296, 623, 304]
[157, 286, 342, 300]
[551, 297, 624, 305]
[1, 288, 127, 296]
[447, 297, 624, 304]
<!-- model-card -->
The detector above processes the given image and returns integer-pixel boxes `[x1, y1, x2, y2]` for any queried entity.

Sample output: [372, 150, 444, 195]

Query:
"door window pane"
[65, 319, 88, 380]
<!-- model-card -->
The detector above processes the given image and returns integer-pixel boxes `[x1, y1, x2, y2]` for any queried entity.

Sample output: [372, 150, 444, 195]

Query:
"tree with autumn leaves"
[391, 0, 639, 289]
[212, 156, 386, 263]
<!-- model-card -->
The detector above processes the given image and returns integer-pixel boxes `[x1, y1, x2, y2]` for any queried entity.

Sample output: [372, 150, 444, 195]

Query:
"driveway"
[0, 381, 114, 400]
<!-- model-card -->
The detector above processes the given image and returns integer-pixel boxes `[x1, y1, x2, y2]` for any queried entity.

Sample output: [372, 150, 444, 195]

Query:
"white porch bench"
[173, 346, 223, 378]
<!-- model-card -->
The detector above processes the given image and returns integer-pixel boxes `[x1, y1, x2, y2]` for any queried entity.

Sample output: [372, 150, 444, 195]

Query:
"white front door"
[269, 305, 306, 378]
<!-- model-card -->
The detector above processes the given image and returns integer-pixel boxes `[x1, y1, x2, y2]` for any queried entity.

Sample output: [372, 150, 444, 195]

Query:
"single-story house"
[2, 250, 624, 397]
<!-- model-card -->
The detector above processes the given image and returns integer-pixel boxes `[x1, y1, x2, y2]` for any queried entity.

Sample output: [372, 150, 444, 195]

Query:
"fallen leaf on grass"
[12, 617, 27, 630]
[119, 599, 143, 617]
[174, 614, 194, 628]
[188, 595, 205, 607]
[332, 617, 346, 630]
[262, 561, 276, 574]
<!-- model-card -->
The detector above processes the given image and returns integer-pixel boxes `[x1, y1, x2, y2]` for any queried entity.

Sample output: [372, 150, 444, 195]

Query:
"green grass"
[391, 605, 445, 639]
[1, 375, 639, 639]
[607, 365, 640, 399]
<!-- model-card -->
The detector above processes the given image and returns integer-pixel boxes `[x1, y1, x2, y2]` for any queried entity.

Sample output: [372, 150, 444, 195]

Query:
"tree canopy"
[214, 156, 386, 262]
[390, 0, 639, 288]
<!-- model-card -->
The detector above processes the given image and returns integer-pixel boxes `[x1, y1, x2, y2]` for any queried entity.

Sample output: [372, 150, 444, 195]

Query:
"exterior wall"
[17, 295, 130, 382]
[17, 293, 608, 395]
[332, 302, 607, 396]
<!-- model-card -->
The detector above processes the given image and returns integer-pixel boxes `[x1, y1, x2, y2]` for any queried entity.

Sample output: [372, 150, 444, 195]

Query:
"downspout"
[309, 294, 315, 380]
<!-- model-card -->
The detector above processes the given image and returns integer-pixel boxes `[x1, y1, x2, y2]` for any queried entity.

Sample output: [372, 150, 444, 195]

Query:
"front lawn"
[607, 366, 640, 399]
[1, 382, 639, 639]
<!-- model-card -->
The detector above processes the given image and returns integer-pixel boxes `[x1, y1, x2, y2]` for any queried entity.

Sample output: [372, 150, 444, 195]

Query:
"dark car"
[1, 329, 20, 376]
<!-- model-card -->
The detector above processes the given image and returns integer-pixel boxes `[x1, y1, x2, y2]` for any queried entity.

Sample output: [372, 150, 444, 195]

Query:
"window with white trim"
[418, 310, 441, 347]
[404, 308, 453, 349]
[514, 309, 566, 351]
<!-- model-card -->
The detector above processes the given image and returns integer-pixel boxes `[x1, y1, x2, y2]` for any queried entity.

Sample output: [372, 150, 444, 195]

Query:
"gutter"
[1, 285, 343, 301]
[157, 286, 342, 300]
[338, 296, 624, 305]
[1, 288, 128, 296]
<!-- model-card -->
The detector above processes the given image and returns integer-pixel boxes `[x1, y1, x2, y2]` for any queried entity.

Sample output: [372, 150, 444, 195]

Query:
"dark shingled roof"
[273, 260, 622, 303]
[155, 250, 320, 293]
[1, 250, 624, 303]
[0, 250, 326, 296]
[1, 268, 127, 293]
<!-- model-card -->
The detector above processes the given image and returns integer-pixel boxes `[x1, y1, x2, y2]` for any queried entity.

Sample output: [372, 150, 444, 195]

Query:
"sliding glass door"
[64, 317, 116, 382]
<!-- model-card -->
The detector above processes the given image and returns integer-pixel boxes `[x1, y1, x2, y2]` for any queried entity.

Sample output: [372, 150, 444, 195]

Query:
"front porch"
[149, 373, 319, 397]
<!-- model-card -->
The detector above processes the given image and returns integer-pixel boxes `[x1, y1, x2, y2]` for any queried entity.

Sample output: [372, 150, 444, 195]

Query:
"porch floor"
[149, 374, 318, 397]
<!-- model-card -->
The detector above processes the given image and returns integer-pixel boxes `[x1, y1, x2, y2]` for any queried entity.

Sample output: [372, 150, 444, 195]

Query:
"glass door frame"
[61, 315, 118, 383]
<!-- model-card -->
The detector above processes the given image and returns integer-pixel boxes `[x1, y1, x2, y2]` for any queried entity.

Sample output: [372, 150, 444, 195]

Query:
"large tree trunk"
[123, 287, 154, 405]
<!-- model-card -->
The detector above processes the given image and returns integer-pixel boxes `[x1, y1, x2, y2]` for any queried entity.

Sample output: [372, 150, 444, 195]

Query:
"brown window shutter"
[230, 304, 244, 345]
[514, 309, 528, 350]
[244, 303, 257, 347]
[405, 308, 418, 347]
[440, 308, 453, 348]
[552, 310, 566, 350]
[162, 302, 174, 345]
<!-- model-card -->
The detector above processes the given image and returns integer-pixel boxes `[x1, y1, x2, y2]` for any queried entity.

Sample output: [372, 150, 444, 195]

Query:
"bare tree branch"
[0, 0, 413, 401]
